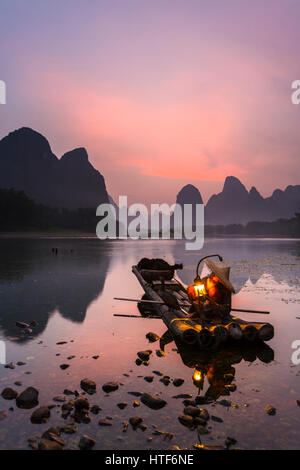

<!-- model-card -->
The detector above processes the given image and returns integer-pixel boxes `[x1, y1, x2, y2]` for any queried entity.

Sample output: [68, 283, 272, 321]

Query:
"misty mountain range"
[0, 127, 299, 226]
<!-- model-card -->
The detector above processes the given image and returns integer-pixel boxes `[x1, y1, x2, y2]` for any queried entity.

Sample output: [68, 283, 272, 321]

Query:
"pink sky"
[1, 0, 300, 204]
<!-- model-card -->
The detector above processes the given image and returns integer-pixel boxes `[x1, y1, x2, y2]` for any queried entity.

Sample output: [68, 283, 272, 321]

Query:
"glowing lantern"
[193, 369, 203, 383]
[187, 276, 207, 302]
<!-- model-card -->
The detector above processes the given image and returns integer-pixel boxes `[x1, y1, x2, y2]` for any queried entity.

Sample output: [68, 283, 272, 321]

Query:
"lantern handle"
[195, 254, 223, 278]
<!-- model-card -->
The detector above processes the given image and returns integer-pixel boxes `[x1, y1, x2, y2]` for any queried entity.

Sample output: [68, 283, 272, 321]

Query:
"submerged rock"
[30, 406, 51, 424]
[0, 411, 8, 421]
[117, 402, 128, 409]
[80, 378, 96, 394]
[102, 382, 119, 393]
[42, 427, 61, 439]
[74, 397, 89, 411]
[39, 439, 63, 451]
[1, 387, 18, 400]
[16, 387, 39, 409]
[129, 416, 143, 430]
[137, 350, 152, 361]
[144, 376, 154, 383]
[98, 418, 112, 426]
[16, 321, 30, 329]
[59, 424, 77, 434]
[184, 406, 200, 418]
[173, 378, 184, 387]
[266, 405, 276, 416]
[178, 414, 194, 428]
[59, 364, 70, 370]
[79, 435, 96, 450]
[90, 405, 101, 415]
[146, 332, 160, 343]
[141, 393, 167, 410]
[156, 350, 165, 357]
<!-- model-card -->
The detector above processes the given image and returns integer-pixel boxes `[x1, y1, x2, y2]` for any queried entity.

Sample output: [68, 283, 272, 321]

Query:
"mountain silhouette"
[0, 127, 109, 209]
[199, 176, 299, 225]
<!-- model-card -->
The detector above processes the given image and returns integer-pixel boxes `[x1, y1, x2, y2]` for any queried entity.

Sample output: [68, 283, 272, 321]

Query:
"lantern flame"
[193, 369, 203, 383]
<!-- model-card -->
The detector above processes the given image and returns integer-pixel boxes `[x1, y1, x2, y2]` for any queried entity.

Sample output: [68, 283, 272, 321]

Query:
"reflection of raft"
[132, 264, 274, 350]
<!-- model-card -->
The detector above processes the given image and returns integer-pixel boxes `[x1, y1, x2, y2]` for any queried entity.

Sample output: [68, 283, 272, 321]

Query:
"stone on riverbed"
[178, 414, 194, 428]
[141, 393, 167, 410]
[42, 427, 61, 439]
[59, 364, 70, 370]
[1, 387, 18, 400]
[173, 378, 184, 387]
[16, 387, 39, 409]
[117, 402, 128, 409]
[79, 435, 96, 450]
[129, 416, 143, 430]
[74, 397, 89, 411]
[102, 382, 119, 393]
[38, 439, 63, 450]
[266, 405, 276, 415]
[184, 406, 200, 418]
[16, 321, 30, 329]
[137, 350, 152, 361]
[98, 418, 112, 426]
[30, 406, 51, 424]
[52, 395, 66, 402]
[59, 424, 77, 434]
[80, 378, 96, 394]
[144, 376, 154, 383]
[146, 332, 160, 343]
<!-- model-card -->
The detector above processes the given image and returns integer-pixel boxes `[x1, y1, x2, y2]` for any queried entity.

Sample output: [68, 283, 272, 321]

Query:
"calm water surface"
[0, 238, 299, 450]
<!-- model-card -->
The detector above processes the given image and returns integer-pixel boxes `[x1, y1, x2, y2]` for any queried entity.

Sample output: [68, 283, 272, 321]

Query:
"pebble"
[173, 378, 184, 387]
[98, 418, 112, 426]
[52, 395, 66, 402]
[90, 405, 101, 414]
[117, 402, 128, 409]
[1, 387, 18, 400]
[74, 397, 89, 411]
[153, 370, 164, 376]
[30, 406, 51, 424]
[178, 414, 194, 428]
[102, 382, 119, 393]
[137, 350, 152, 361]
[156, 350, 165, 357]
[78, 435, 96, 450]
[16, 387, 39, 409]
[141, 393, 167, 410]
[59, 364, 70, 370]
[160, 376, 170, 386]
[146, 332, 160, 343]
[80, 378, 96, 394]
[59, 424, 78, 434]
[266, 405, 276, 416]
[129, 416, 143, 430]
[211, 415, 223, 423]
[144, 376, 154, 383]
[133, 401, 140, 407]
[39, 439, 63, 450]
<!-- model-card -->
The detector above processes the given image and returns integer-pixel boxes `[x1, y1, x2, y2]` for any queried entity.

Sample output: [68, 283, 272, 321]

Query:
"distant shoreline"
[0, 231, 299, 241]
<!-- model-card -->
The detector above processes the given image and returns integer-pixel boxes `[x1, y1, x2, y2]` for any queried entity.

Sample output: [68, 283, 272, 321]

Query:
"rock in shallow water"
[129, 416, 143, 430]
[266, 405, 276, 415]
[1, 387, 18, 400]
[38, 439, 63, 451]
[80, 378, 96, 394]
[79, 435, 96, 450]
[173, 378, 184, 387]
[141, 393, 167, 410]
[146, 332, 160, 343]
[102, 382, 119, 393]
[30, 406, 51, 424]
[16, 387, 39, 409]
[137, 350, 152, 361]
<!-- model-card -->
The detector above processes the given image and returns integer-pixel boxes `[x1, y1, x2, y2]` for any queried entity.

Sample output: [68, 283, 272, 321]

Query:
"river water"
[0, 237, 299, 450]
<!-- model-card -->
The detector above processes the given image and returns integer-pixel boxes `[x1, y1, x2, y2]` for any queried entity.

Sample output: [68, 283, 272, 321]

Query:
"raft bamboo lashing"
[131, 259, 274, 350]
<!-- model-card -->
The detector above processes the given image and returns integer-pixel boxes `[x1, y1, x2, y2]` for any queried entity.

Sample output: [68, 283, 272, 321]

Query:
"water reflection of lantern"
[193, 368, 205, 391]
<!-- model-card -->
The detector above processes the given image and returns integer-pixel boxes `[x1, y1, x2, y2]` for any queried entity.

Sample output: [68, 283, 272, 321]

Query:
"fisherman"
[187, 259, 235, 324]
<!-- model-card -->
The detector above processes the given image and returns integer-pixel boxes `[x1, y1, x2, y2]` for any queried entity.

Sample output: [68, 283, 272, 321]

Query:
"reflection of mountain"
[171, 238, 300, 293]
[0, 239, 110, 341]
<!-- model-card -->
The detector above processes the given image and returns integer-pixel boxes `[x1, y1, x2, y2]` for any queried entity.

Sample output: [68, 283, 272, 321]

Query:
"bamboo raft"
[132, 263, 274, 350]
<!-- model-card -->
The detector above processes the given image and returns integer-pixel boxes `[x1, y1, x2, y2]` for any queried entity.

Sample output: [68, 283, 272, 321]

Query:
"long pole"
[231, 308, 269, 315]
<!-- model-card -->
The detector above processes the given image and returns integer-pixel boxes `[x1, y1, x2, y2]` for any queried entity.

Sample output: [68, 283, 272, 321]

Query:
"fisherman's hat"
[205, 259, 236, 293]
